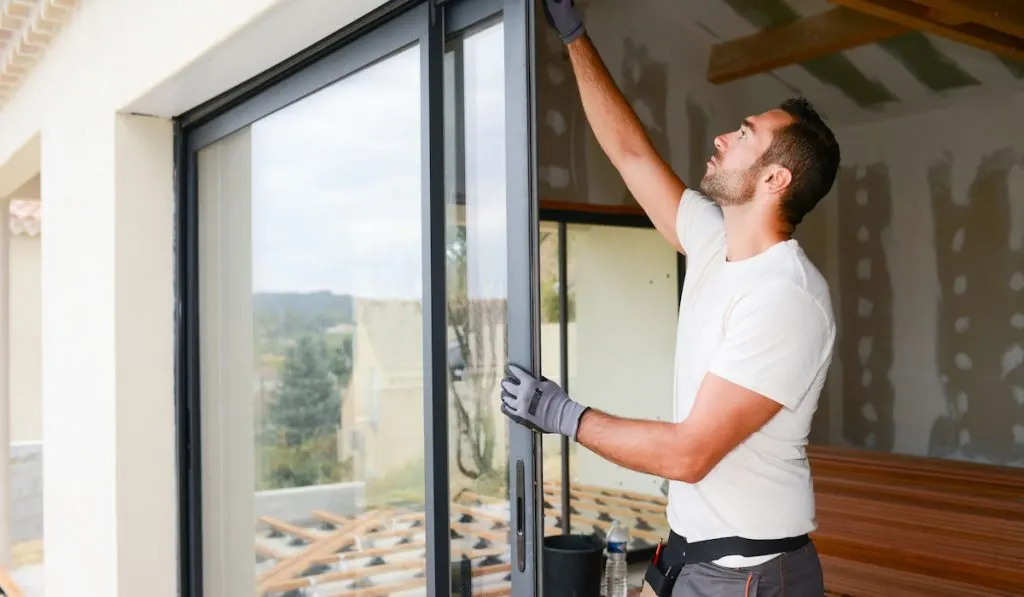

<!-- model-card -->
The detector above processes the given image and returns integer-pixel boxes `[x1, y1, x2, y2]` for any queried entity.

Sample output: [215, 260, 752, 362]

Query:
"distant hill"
[254, 291, 354, 340]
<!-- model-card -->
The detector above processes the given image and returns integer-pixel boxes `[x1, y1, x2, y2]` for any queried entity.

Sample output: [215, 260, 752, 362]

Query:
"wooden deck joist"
[0, 566, 23, 597]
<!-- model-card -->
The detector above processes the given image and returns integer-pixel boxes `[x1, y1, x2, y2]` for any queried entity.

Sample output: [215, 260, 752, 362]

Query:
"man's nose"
[713, 135, 725, 152]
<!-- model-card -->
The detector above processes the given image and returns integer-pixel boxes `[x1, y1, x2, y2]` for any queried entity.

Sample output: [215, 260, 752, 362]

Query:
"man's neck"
[721, 204, 790, 262]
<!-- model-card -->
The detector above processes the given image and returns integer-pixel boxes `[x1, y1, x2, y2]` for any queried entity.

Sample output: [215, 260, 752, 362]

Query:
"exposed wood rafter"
[0, 565, 24, 597]
[829, 0, 1024, 62]
[707, 7, 908, 84]
[708, 0, 1024, 84]
[898, 0, 1024, 39]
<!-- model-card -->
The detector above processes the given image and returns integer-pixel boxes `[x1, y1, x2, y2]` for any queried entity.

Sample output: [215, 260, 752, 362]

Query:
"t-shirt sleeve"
[707, 285, 835, 410]
[676, 188, 725, 258]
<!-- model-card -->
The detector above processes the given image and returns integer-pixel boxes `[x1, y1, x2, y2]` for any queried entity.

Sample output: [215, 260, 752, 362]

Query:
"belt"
[661, 529, 809, 565]
[643, 531, 810, 596]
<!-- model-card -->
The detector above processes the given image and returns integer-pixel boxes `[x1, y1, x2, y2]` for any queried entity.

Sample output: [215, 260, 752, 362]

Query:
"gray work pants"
[670, 541, 825, 597]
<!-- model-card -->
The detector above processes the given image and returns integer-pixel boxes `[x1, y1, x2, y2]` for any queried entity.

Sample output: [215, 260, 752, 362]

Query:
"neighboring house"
[341, 296, 574, 494]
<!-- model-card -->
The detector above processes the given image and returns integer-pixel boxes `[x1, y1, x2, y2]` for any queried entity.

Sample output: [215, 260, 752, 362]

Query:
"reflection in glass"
[199, 44, 436, 597]
[443, 20, 514, 596]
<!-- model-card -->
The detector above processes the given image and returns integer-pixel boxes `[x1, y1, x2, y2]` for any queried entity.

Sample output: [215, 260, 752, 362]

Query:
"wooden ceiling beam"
[830, 0, 1024, 62]
[913, 0, 1024, 40]
[707, 7, 908, 85]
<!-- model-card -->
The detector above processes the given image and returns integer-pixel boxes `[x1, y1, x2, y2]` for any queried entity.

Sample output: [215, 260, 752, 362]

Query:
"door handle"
[515, 458, 526, 572]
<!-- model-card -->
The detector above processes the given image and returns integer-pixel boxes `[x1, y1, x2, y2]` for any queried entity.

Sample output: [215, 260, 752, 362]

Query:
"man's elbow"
[665, 454, 713, 484]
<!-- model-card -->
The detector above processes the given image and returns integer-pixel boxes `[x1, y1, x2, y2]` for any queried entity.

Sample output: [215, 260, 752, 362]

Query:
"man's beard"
[700, 164, 757, 207]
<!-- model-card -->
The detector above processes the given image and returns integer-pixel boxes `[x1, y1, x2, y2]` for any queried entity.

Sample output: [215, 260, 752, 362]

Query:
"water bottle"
[601, 519, 629, 597]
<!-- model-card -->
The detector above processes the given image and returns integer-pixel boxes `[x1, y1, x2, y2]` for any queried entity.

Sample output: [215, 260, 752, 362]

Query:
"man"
[498, 1, 841, 596]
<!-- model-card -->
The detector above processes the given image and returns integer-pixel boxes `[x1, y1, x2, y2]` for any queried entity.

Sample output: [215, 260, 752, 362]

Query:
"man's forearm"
[566, 36, 653, 166]
[575, 409, 704, 484]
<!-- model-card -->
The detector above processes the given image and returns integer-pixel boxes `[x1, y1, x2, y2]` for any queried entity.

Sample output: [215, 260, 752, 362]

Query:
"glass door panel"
[196, 41, 431, 597]
[443, 15, 514, 596]
[185, 1, 541, 596]
[539, 222, 677, 560]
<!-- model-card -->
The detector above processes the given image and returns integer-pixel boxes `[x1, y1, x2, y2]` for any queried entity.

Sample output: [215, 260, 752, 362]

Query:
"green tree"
[263, 334, 349, 488]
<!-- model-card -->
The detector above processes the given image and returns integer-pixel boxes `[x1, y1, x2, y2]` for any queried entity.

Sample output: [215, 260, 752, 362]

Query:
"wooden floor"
[808, 445, 1024, 597]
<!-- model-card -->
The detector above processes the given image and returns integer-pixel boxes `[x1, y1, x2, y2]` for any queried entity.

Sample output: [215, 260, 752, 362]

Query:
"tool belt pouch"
[643, 559, 679, 597]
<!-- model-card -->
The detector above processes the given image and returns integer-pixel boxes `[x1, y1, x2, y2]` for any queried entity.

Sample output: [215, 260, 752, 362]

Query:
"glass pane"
[538, 222, 567, 534]
[542, 223, 677, 554]
[443, 19, 513, 597]
[198, 43, 430, 597]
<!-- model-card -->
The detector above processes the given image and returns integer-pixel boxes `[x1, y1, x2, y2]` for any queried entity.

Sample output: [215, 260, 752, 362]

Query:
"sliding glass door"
[444, 12, 513, 597]
[175, 1, 540, 596]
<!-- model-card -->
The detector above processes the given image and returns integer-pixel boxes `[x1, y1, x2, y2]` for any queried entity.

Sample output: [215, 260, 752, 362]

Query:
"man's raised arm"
[545, 0, 687, 253]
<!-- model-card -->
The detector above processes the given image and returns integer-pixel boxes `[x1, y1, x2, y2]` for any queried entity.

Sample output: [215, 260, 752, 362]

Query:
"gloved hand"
[500, 362, 588, 439]
[541, 0, 585, 44]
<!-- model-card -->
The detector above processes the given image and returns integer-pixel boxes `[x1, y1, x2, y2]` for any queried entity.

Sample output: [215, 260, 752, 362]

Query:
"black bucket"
[542, 534, 606, 596]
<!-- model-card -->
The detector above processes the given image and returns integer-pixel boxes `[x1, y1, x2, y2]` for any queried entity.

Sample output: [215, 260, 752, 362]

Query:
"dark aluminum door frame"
[500, 0, 542, 593]
[174, 0, 540, 596]
[444, 0, 541, 593]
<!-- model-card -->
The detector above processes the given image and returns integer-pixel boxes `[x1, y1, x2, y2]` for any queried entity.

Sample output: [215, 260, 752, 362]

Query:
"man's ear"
[763, 165, 792, 197]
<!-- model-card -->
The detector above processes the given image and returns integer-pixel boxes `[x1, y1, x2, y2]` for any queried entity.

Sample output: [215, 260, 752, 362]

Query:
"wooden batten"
[539, 198, 647, 218]
[898, 0, 1024, 40]
[707, 7, 908, 84]
[831, 0, 1024, 62]
[0, 565, 23, 597]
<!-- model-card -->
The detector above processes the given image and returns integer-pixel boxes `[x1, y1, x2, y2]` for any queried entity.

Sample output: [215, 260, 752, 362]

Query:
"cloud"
[240, 23, 508, 300]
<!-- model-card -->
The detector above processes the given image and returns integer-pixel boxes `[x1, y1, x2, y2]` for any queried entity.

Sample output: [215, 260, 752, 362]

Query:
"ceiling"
[684, 0, 1024, 126]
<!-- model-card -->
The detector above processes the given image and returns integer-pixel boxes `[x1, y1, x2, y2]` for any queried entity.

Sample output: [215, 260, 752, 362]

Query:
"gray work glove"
[500, 363, 588, 439]
[542, 0, 585, 44]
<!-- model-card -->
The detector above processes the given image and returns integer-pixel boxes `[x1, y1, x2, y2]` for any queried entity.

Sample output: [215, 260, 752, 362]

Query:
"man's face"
[700, 109, 793, 207]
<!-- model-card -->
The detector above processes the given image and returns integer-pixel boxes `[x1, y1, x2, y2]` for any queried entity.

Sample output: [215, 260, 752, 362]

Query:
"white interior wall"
[801, 92, 1024, 467]
[570, 225, 678, 498]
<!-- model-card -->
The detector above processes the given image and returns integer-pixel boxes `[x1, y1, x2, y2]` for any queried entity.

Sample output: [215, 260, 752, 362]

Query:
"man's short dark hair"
[756, 97, 840, 230]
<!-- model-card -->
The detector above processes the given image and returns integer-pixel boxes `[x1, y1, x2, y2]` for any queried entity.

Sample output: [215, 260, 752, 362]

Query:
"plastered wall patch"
[837, 162, 896, 451]
[929, 149, 1024, 464]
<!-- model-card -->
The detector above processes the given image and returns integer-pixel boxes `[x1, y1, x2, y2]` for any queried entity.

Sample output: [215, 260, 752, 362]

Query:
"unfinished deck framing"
[254, 485, 671, 596]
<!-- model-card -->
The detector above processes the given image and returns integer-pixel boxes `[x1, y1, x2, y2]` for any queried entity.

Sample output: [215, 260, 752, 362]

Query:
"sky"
[244, 22, 507, 300]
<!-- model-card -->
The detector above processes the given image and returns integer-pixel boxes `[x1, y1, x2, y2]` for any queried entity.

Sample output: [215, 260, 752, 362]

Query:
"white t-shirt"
[666, 188, 836, 568]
